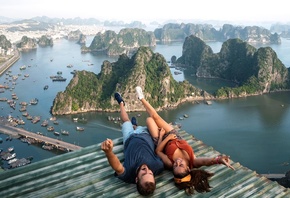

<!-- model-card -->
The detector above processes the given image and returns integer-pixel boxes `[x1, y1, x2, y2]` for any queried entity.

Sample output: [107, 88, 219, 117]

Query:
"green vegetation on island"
[81, 28, 156, 56]
[51, 47, 204, 115]
[176, 35, 289, 98]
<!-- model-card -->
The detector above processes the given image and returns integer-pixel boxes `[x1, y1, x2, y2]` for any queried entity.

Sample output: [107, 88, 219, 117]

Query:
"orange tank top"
[164, 139, 195, 168]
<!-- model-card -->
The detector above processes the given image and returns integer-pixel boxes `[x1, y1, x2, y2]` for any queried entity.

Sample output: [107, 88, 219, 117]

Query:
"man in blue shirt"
[101, 93, 164, 196]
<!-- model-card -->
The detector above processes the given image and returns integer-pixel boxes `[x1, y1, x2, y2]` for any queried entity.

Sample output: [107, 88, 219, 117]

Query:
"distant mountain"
[7, 19, 55, 32]
[31, 16, 102, 25]
[154, 23, 281, 44]
[0, 16, 20, 24]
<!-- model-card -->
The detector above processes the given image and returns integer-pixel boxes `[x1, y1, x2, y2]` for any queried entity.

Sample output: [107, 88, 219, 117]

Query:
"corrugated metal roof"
[0, 130, 289, 198]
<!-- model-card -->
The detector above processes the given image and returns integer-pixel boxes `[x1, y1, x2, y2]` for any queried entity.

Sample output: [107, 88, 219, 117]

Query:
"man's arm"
[101, 139, 125, 175]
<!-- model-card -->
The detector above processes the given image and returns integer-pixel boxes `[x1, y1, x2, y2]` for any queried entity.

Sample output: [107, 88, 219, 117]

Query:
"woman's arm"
[193, 155, 235, 170]
[155, 132, 177, 169]
[155, 133, 176, 154]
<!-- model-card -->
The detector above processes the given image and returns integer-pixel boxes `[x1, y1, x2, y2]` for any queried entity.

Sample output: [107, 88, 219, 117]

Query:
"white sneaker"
[136, 86, 144, 100]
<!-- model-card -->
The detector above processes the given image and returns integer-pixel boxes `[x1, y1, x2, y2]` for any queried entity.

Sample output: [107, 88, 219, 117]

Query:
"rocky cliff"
[16, 36, 37, 50]
[82, 28, 156, 56]
[51, 47, 209, 115]
[38, 35, 53, 46]
[176, 35, 289, 97]
[67, 29, 83, 40]
[0, 35, 12, 50]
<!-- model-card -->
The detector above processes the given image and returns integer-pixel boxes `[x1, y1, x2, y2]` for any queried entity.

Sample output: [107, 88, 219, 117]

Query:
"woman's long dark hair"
[174, 169, 214, 195]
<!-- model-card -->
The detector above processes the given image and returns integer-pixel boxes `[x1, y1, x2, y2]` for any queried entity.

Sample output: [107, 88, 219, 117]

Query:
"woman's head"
[173, 158, 190, 177]
[135, 164, 156, 196]
[174, 169, 214, 195]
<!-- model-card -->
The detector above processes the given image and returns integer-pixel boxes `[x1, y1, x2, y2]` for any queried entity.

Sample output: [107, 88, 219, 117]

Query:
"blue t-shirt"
[115, 133, 164, 183]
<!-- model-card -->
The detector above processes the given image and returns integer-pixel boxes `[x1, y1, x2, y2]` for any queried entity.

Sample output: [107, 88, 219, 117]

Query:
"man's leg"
[136, 86, 173, 133]
[114, 93, 130, 122]
[115, 93, 132, 143]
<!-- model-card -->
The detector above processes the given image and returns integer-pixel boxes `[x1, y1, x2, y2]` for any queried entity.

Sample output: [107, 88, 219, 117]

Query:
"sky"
[0, 0, 290, 24]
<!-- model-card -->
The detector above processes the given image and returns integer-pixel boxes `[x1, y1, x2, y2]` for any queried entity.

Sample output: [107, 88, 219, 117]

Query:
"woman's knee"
[146, 117, 156, 126]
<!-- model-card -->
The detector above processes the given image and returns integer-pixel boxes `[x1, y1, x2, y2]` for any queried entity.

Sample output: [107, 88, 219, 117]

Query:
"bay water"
[0, 37, 290, 174]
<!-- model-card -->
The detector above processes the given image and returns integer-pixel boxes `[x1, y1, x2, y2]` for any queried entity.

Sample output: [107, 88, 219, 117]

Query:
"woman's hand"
[159, 128, 165, 137]
[219, 155, 235, 170]
[166, 133, 177, 141]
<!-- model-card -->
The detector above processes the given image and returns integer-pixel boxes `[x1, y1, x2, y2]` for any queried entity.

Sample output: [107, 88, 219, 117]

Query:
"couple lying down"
[101, 86, 234, 196]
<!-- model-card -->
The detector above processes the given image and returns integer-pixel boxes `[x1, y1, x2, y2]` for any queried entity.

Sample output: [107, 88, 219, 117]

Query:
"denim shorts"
[122, 121, 149, 144]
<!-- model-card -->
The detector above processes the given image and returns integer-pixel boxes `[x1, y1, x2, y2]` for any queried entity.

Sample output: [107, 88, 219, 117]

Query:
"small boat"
[54, 131, 60, 136]
[20, 65, 26, 70]
[41, 120, 48, 127]
[205, 101, 212, 105]
[36, 132, 43, 135]
[8, 158, 18, 164]
[49, 116, 57, 121]
[44, 85, 49, 90]
[30, 98, 39, 105]
[31, 116, 41, 124]
[52, 76, 66, 81]
[6, 153, 16, 160]
[42, 145, 53, 150]
[47, 126, 54, 131]
[61, 130, 69, 135]
[8, 146, 14, 152]
[76, 126, 84, 131]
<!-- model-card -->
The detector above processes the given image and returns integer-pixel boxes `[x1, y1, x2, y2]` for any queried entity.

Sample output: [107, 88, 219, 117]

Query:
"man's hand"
[101, 138, 124, 175]
[101, 138, 113, 153]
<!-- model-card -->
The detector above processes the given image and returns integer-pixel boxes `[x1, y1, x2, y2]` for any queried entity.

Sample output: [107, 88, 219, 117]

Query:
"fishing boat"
[44, 85, 49, 90]
[61, 130, 69, 135]
[47, 126, 54, 131]
[76, 126, 84, 131]
[20, 65, 26, 70]
[54, 131, 60, 136]
[6, 153, 16, 160]
[8, 146, 14, 152]
[8, 158, 18, 164]
[41, 120, 48, 127]
[30, 98, 39, 105]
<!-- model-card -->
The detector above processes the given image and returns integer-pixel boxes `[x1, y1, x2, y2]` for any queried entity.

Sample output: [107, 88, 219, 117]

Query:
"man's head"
[135, 164, 156, 196]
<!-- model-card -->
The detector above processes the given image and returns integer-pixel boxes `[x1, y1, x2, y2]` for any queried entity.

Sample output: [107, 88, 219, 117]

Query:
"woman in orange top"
[135, 86, 235, 194]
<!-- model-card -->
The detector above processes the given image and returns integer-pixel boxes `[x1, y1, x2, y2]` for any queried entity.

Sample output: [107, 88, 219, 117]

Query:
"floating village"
[0, 62, 86, 170]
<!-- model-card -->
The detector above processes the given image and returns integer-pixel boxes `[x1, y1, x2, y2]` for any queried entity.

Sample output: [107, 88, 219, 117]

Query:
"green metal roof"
[0, 130, 289, 198]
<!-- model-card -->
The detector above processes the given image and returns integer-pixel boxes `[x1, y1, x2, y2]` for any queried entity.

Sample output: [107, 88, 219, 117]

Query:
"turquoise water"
[0, 37, 290, 174]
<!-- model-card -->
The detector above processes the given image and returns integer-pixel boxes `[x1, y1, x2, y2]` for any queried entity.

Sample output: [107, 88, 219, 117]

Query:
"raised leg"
[136, 86, 173, 133]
